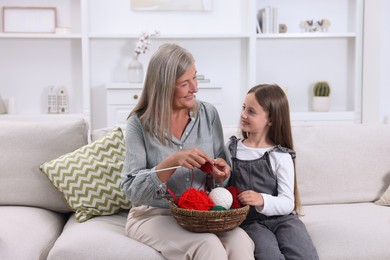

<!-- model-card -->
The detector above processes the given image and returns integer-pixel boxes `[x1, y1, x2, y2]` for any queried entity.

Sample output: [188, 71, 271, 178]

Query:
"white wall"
[89, 0, 247, 129]
[379, 0, 390, 123]
[362, 0, 390, 124]
[2, 0, 387, 127]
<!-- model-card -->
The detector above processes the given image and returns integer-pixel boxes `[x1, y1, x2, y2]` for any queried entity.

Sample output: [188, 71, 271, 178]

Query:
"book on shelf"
[257, 6, 278, 34]
[256, 19, 262, 34]
[198, 79, 210, 83]
[196, 75, 210, 83]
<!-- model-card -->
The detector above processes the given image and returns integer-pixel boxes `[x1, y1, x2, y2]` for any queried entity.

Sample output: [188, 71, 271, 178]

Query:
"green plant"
[313, 81, 331, 96]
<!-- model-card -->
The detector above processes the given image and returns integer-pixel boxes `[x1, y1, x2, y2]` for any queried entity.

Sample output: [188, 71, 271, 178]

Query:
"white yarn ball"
[209, 187, 233, 209]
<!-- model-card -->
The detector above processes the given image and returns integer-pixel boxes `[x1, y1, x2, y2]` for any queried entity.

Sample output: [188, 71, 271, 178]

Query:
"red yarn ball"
[178, 188, 214, 210]
[226, 186, 242, 209]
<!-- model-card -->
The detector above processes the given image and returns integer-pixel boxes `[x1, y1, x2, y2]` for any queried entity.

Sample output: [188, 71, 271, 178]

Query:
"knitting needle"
[152, 166, 181, 173]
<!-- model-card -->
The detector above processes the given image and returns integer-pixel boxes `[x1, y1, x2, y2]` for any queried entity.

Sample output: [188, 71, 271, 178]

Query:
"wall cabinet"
[106, 83, 142, 128]
[0, 0, 364, 129]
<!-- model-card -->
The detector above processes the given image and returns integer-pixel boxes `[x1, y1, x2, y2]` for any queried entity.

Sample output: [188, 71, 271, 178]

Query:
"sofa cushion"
[292, 124, 390, 205]
[301, 203, 390, 259]
[0, 206, 67, 260]
[91, 126, 119, 142]
[40, 127, 131, 222]
[222, 125, 241, 144]
[376, 184, 390, 206]
[47, 212, 165, 260]
[0, 119, 88, 212]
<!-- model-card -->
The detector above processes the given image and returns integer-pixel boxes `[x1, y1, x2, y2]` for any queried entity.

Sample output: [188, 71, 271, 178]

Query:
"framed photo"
[2, 7, 57, 33]
[131, 0, 212, 11]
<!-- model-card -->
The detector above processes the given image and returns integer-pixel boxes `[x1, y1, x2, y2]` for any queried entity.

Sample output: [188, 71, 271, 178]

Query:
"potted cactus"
[312, 81, 331, 112]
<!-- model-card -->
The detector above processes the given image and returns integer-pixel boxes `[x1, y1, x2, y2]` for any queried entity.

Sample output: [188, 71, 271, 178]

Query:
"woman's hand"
[175, 148, 214, 170]
[238, 190, 264, 207]
[210, 158, 231, 183]
[156, 148, 213, 182]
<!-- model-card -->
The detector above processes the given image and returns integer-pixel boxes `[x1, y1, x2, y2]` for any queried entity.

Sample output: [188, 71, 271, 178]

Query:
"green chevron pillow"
[39, 127, 131, 222]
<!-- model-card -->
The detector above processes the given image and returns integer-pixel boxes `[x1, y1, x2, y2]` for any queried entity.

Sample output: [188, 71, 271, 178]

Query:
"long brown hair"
[129, 43, 197, 145]
[242, 84, 302, 214]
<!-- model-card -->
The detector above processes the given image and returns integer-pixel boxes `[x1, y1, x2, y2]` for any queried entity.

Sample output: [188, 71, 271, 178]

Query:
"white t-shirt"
[235, 140, 295, 216]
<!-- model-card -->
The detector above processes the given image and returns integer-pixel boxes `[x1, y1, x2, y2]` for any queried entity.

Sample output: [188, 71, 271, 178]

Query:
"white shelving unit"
[0, 0, 86, 122]
[252, 0, 364, 124]
[0, 0, 364, 128]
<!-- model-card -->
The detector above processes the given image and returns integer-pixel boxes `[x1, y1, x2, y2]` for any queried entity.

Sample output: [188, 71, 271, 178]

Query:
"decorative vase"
[312, 96, 330, 112]
[0, 95, 7, 114]
[128, 56, 144, 83]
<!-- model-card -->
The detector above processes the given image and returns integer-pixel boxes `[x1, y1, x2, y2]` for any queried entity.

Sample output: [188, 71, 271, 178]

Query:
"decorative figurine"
[57, 86, 68, 114]
[48, 86, 58, 114]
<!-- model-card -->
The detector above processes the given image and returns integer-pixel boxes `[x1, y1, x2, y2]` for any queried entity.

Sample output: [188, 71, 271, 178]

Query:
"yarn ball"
[199, 162, 213, 175]
[226, 186, 243, 209]
[211, 205, 227, 211]
[178, 188, 214, 210]
[209, 187, 233, 209]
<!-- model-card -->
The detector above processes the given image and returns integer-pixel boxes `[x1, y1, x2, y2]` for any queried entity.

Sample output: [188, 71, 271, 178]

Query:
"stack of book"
[196, 75, 210, 83]
[257, 6, 278, 34]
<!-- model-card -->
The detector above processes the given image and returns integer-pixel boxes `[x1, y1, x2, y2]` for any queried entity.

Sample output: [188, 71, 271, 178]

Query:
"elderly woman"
[121, 43, 254, 260]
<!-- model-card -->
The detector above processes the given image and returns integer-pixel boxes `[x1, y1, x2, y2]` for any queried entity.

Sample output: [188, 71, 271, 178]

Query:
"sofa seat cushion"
[0, 119, 88, 212]
[0, 206, 67, 260]
[47, 211, 165, 260]
[301, 203, 390, 260]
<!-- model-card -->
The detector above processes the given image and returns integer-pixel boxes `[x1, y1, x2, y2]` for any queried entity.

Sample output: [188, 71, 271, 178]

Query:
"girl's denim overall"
[228, 136, 318, 260]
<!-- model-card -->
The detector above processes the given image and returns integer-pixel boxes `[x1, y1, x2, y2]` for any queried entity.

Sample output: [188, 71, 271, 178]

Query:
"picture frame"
[2, 7, 57, 33]
[131, 0, 212, 11]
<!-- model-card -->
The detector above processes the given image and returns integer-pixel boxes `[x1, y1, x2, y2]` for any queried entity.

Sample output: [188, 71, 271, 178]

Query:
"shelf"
[257, 33, 356, 39]
[198, 83, 222, 89]
[0, 113, 85, 122]
[291, 111, 356, 122]
[106, 83, 143, 90]
[0, 33, 82, 39]
[89, 33, 249, 39]
[106, 82, 222, 90]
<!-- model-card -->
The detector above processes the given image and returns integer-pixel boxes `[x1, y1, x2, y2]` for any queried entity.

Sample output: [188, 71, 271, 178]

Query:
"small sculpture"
[48, 86, 58, 114]
[300, 19, 331, 32]
[57, 86, 68, 114]
[316, 19, 331, 32]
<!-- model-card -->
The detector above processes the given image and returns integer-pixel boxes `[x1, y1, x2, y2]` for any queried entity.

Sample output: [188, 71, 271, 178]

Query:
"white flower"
[134, 31, 160, 58]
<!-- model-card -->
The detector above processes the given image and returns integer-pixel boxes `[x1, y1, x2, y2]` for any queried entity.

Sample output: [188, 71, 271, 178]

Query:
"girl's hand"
[238, 190, 264, 207]
[211, 158, 231, 183]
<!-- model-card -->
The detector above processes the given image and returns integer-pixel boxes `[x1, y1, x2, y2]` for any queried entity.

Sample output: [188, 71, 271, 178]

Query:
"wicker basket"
[169, 201, 249, 233]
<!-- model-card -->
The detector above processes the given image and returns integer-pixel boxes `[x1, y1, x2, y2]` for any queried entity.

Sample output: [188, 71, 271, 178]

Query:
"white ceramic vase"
[0, 95, 7, 114]
[312, 96, 330, 112]
[128, 56, 144, 83]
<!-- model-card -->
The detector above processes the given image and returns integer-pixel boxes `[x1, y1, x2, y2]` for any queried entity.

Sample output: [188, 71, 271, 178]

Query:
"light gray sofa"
[1, 119, 390, 260]
[0, 119, 164, 260]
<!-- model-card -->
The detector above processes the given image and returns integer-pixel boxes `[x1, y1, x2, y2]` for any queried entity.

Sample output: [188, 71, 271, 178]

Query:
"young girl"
[227, 84, 318, 260]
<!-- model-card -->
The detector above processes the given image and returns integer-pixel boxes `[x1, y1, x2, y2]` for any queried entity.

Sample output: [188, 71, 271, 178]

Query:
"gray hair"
[130, 43, 196, 145]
